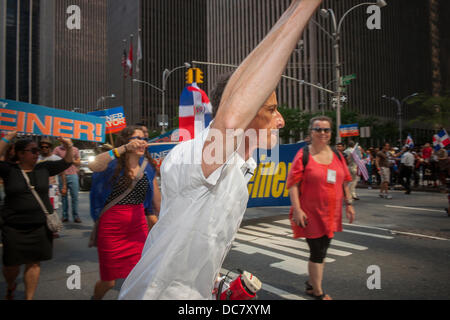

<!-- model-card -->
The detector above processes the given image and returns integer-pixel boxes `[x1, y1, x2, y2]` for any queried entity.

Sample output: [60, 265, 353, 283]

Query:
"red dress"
[287, 149, 352, 239]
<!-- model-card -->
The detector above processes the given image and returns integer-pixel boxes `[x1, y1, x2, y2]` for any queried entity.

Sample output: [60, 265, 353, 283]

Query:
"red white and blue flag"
[352, 144, 369, 181]
[179, 83, 213, 142]
[433, 129, 450, 151]
[405, 134, 414, 148]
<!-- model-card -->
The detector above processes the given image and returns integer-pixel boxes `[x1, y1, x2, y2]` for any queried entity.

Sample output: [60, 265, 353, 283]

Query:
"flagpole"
[122, 39, 127, 113]
[130, 34, 134, 122]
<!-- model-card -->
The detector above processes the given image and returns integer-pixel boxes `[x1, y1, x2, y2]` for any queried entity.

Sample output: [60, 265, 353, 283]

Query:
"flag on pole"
[127, 41, 133, 77]
[136, 34, 142, 74]
[405, 134, 414, 148]
[351, 143, 369, 181]
[121, 48, 128, 78]
[179, 83, 213, 142]
[433, 129, 450, 151]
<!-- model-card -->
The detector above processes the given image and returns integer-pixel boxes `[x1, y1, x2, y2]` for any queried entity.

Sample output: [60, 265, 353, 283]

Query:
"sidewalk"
[357, 183, 448, 194]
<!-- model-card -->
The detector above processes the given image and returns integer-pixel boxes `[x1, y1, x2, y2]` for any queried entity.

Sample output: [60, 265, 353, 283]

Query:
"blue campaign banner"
[148, 143, 177, 169]
[88, 106, 126, 134]
[0, 99, 106, 143]
[247, 142, 306, 208]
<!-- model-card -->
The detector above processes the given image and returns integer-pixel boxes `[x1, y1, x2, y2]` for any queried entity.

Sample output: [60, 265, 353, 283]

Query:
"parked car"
[78, 149, 96, 191]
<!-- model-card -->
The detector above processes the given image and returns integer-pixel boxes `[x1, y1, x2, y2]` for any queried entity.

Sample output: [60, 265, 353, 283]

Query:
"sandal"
[5, 282, 17, 300]
[305, 281, 332, 300]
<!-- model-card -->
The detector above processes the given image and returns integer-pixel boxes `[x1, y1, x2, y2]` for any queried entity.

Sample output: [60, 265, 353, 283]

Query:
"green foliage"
[407, 92, 450, 131]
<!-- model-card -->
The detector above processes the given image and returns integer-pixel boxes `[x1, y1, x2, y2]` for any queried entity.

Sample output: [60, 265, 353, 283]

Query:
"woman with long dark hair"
[0, 131, 74, 300]
[88, 125, 161, 300]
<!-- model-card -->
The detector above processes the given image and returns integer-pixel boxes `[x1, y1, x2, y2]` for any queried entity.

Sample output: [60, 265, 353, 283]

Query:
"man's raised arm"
[202, 0, 323, 178]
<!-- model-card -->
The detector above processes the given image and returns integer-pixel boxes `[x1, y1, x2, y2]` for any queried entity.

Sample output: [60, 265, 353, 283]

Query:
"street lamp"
[161, 62, 191, 133]
[96, 94, 116, 111]
[133, 62, 191, 133]
[319, 0, 387, 143]
[382, 93, 418, 146]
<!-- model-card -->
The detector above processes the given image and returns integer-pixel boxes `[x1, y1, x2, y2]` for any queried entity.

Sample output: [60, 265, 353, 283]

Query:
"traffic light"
[186, 69, 194, 84]
[195, 68, 204, 84]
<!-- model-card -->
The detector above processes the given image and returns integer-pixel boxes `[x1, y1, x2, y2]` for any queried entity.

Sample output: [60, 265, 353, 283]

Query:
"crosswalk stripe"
[343, 229, 394, 240]
[257, 222, 369, 250]
[240, 226, 351, 257]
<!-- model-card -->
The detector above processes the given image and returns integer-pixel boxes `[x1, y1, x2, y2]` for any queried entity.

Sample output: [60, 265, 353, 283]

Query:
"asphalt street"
[0, 188, 449, 300]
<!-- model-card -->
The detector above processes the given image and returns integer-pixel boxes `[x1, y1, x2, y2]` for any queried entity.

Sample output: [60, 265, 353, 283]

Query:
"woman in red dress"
[287, 116, 355, 300]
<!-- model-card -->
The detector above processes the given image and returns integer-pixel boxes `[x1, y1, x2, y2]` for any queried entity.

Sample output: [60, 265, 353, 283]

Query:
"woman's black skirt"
[1, 223, 53, 266]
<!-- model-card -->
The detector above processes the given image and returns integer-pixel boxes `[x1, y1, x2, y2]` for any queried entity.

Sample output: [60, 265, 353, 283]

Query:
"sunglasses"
[129, 137, 148, 142]
[24, 148, 40, 155]
[312, 128, 332, 134]
[40, 145, 51, 149]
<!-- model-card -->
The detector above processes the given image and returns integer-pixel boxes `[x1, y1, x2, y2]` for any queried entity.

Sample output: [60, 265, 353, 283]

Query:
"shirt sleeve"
[286, 149, 305, 190]
[37, 158, 72, 177]
[0, 161, 12, 180]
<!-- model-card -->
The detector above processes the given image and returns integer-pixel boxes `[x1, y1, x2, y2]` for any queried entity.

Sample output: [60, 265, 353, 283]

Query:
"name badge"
[327, 169, 337, 184]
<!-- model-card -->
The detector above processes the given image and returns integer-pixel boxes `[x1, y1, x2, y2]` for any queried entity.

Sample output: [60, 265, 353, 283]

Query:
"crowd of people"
[336, 141, 450, 197]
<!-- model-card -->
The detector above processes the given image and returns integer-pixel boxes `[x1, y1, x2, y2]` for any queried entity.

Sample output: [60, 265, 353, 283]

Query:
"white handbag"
[21, 169, 63, 233]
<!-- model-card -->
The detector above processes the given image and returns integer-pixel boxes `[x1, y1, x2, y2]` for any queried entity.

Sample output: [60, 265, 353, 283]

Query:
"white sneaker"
[385, 195, 392, 199]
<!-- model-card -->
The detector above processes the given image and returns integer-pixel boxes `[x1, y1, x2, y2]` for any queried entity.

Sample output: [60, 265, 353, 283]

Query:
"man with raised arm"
[119, 0, 323, 300]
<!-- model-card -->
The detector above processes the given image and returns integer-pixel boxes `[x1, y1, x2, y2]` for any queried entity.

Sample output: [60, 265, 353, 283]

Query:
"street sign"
[342, 74, 357, 82]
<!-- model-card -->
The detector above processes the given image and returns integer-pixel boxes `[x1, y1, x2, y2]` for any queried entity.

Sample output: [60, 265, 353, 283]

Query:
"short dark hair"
[210, 72, 234, 118]
[348, 140, 355, 148]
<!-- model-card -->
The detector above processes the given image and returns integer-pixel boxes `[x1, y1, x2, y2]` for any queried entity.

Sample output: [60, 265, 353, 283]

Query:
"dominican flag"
[405, 134, 414, 148]
[352, 144, 369, 181]
[179, 83, 213, 142]
[433, 129, 450, 151]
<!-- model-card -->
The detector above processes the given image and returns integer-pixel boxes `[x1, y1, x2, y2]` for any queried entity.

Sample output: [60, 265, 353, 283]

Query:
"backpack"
[301, 145, 343, 169]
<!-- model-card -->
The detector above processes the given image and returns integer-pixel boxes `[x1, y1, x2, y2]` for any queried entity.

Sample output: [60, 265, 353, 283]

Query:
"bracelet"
[113, 148, 120, 159]
[345, 199, 354, 205]
[1, 137, 11, 144]
[108, 150, 115, 160]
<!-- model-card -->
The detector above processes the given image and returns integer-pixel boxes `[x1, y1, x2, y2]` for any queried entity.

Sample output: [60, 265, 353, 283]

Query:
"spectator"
[288, 116, 354, 300]
[344, 141, 360, 200]
[54, 142, 81, 223]
[399, 146, 415, 194]
[376, 143, 393, 199]
[0, 132, 74, 300]
[38, 139, 66, 238]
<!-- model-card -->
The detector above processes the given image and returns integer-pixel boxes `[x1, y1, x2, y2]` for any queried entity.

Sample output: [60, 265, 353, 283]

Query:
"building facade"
[0, 0, 108, 113]
[206, 0, 439, 124]
[107, 0, 207, 129]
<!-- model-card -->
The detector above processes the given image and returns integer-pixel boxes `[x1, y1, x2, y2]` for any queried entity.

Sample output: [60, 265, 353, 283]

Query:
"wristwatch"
[345, 198, 354, 205]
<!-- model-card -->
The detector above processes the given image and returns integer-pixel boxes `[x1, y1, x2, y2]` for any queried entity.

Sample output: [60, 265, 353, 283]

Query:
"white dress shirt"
[119, 126, 257, 300]
[401, 151, 415, 167]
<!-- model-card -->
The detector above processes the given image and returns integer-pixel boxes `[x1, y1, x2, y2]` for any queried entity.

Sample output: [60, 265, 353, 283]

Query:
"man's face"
[337, 144, 345, 152]
[384, 144, 390, 151]
[141, 126, 149, 139]
[39, 143, 52, 157]
[246, 92, 285, 150]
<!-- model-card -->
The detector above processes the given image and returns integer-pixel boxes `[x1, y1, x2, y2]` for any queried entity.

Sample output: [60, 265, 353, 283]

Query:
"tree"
[407, 92, 450, 131]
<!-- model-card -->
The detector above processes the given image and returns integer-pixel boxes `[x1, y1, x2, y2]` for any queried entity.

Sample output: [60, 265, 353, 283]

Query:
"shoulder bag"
[21, 169, 63, 233]
[88, 158, 148, 248]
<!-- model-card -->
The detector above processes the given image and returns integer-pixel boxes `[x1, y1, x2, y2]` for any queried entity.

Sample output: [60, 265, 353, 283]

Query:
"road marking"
[344, 223, 449, 241]
[220, 268, 306, 300]
[343, 229, 394, 240]
[385, 205, 444, 213]
[240, 226, 351, 257]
